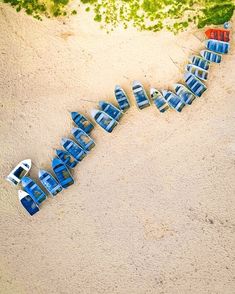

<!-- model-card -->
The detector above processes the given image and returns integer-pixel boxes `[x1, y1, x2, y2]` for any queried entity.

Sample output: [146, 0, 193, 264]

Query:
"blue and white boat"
[162, 90, 185, 112]
[18, 190, 40, 216]
[71, 112, 94, 134]
[6, 159, 31, 186]
[200, 50, 222, 63]
[56, 149, 78, 169]
[150, 88, 169, 113]
[189, 55, 210, 70]
[71, 127, 95, 151]
[173, 83, 195, 105]
[205, 39, 230, 54]
[186, 64, 208, 81]
[52, 158, 74, 189]
[21, 176, 47, 205]
[91, 109, 117, 133]
[114, 85, 130, 111]
[132, 81, 150, 109]
[184, 72, 207, 97]
[99, 101, 123, 121]
[61, 138, 86, 161]
[38, 170, 62, 196]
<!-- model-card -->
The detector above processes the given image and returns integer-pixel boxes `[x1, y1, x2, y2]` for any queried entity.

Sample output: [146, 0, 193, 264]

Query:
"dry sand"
[0, 4, 235, 294]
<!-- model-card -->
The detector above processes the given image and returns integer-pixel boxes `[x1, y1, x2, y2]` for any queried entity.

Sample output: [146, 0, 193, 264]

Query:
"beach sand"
[0, 4, 235, 294]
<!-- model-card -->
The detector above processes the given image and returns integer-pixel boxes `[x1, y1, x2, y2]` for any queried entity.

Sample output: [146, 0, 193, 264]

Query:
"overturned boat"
[205, 39, 230, 54]
[18, 190, 40, 216]
[150, 88, 169, 113]
[52, 158, 74, 189]
[99, 101, 123, 121]
[71, 112, 94, 134]
[91, 109, 117, 133]
[114, 85, 130, 111]
[174, 83, 195, 105]
[39, 170, 62, 197]
[6, 159, 31, 186]
[56, 149, 78, 169]
[189, 55, 210, 70]
[61, 138, 86, 161]
[200, 50, 222, 63]
[186, 64, 208, 81]
[21, 176, 47, 205]
[71, 127, 95, 151]
[162, 90, 185, 112]
[132, 81, 150, 110]
[184, 72, 207, 97]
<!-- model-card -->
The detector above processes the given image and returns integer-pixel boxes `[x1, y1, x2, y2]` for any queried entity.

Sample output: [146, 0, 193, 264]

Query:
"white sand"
[0, 4, 235, 293]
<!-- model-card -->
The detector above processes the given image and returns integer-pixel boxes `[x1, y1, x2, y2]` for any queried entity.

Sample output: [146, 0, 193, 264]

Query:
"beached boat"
[114, 85, 130, 111]
[200, 50, 222, 63]
[99, 101, 123, 121]
[56, 149, 78, 169]
[39, 170, 62, 196]
[205, 28, 230, 42]
[18, 190, 40, 216]
[132, 81, 150, 109]
[21, 176, 47, 205]
[91, 109, 117, 133]
[150, 88, 169, 113]
[173, 83, 195, 105]
[186, 64, 208, 81]
[52, 158, 74, 189]
[162, 90, 185, 112]
[61, 138, 86, 161]
[71, 127, 95, 151]
[184, 72, 207, 97]
[205, 39, 230, 54]
[71, 112, 94, 134]
[6, 159, 31, 186]
[189, 55, 210, 70]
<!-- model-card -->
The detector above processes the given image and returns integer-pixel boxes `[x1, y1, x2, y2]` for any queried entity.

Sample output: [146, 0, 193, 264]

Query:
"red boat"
[205, 28, 230, 42]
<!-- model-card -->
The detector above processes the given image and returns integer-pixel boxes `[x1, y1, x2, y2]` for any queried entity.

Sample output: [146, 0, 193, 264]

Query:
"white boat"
[6, 159, 31, 186]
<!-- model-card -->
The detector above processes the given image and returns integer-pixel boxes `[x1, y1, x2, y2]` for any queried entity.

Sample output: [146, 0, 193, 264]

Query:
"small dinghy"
[205, 39, 230, 54]
[205, 28, 230, 42]
[91, 109, 117, 133]
[189, 55, 210, 70]
[56, 149, 78, 169]
[39, 170, 62, 196]
[114, 85, 130, 111]
[18, 190, 40, 216]
[71, 127, 95, 151]
[200, 50, 222, 63]
[61, 138, 86, 161]
[6, 159, 31, 186]
[184, 72, 207, 97]
[150, 88, 169, 113]
[132, 81, 150, 109]
[174, 83, 195, 105]
[52, 158, 74, 189]
[99, 101, 123, 121]
[71, 112, 94, 134]
[162, 90, 185, 112]
[186, 64, 208, 81]
[21, 176, 47, 205]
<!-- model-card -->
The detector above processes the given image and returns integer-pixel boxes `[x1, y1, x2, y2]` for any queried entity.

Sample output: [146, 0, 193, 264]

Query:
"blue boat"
[18, 190, 40, 216]
[162, 90, 185, 112]
[188, 55, 210, 70]
[150, 88, 169, 113]
[21, 176, 47, 205]
[205, 39, 230, 54]
[91, 109, 117, 133]
[61, 138, 86, 161]
[71, 112, 94, 134]
[132, 81, 150, 109]
[99, 101, 123, 121]
[186, 64, 208, 81]
[114, 85, 130, 111]
[173, 83, 195, 105]
[56, 149, 78, 169]
[71, 127, 95, 151]
[200, 50, 222, 63]
[38, 170, 62, 196]
[52, 158, 74, 189]
[184, 72, 207, 97]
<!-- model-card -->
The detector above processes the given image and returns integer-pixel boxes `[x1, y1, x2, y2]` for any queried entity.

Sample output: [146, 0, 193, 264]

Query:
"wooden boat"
[205, 28, 230, 42]
[150, 88, 169, 113]
[189, 55, 210, 70]
[71, 127, 95, 151]
[205, 39, 230, 54]
[21, 176, 47, 205]
[162, 90, 185, 112]
[114, 85, 130, 111]
[6, 159, 31, 186]
[91, 109, 117, 133]
[200, 50, 222, 63]
[52, 158, 74, 189]
[99, 101, 123, 121]
[173, 83, 195, 105]
[18, 190, 40, 216]
[38, 170, 62, 196]
[56, 149, 78, 169]
[61, 138, 86, 161]
[186, 64, 208, 81]
[71, 112, 94, 134]
[132, 81, 150, 109]
[184, 72, 207, 97]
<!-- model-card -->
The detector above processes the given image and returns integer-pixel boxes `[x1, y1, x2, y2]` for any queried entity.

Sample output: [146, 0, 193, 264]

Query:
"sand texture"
[0, 5, 235, 294]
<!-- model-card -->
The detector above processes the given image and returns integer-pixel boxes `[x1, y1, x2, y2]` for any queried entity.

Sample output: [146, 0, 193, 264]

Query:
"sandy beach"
[0, 4, 235, 293]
